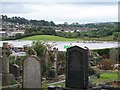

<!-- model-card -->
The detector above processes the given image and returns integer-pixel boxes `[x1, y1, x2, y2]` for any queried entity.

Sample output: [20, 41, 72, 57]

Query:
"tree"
[41, 27, 56, 35]
[14, 33, 23, 39]
[113, 32, 120, 40]
[63, 22, 69, 27]
[31, 41, 49, 75]
[31, 41, 47, 59]
[50, 21, 55, 26]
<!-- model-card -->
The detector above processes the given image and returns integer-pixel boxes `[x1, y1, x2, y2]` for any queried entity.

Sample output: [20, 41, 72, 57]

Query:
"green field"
[20, 35, 78, 41]
[20, 35, 115, 41]
[82, 36, 114, 41]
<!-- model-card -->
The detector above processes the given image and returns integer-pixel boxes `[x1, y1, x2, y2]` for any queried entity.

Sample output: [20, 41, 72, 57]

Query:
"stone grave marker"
[2, 42, 12, 86]
[44, 49, 49, 67]
[110, 48, 119, 63]
[66, 46, 89, 89]
[53, 48, 58, 70]
[0, 57, 2, 87]
[48, 48, 58, 79]
[23, 56, 41, 88]
[9, 64, 20, 79]
[0, 57, 2, 73]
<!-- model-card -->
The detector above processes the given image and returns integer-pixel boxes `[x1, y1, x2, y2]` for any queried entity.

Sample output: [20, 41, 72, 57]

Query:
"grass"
[99, 36, 114, 41]
[100, 73, 118, 79]
[20, 35, 115, 41]
[82, 36, 114, 41]
[42, 81, 65, 88]
[20, 35, 78, 41]
[91, 72, 119, 84]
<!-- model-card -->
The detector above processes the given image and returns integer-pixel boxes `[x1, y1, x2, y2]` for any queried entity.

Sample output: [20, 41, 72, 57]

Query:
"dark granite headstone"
[48, 68, 58, 78]
[66, 46, 89, 89]
[9, 64, 20, 78]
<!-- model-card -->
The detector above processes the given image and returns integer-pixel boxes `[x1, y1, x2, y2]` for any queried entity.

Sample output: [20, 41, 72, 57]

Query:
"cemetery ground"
[1, 42, 120, 89]
[42, 71, 119, 88]
[4, 71, 119, 89]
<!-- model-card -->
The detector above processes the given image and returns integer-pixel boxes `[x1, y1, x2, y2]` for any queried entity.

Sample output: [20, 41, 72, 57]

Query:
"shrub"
[88, 67, 96, 76]
[97, 59, 115, 70]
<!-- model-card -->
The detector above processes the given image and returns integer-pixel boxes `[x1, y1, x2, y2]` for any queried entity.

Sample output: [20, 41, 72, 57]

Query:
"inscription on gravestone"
[23, 56, 41, 88]
[66, 46, 89, 89]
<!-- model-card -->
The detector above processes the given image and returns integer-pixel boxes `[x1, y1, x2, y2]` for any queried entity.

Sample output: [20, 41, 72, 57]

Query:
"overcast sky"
[1, 0, 120, 24]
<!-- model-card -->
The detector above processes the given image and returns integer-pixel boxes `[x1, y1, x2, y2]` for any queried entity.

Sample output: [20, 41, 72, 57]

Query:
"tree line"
[2, 15, 56, 26]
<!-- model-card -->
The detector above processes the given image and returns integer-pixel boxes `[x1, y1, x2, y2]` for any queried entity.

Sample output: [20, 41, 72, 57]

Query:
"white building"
[6, 30, 25, 37]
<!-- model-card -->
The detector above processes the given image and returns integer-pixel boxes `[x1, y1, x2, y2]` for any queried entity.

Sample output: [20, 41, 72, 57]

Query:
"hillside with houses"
[0, 15, 120, 41]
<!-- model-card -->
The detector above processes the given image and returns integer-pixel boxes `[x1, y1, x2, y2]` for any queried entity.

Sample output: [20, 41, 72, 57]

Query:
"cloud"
[1, 0, 120, 2]
[1, 2, 118, 24]
[1, 2, 31, 14]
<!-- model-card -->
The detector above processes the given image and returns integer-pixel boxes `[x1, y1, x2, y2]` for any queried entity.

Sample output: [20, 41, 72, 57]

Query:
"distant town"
[1, 15, 119, 41]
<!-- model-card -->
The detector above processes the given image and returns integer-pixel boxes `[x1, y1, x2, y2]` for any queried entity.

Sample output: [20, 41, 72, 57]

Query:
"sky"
[1, 0, 120, 24]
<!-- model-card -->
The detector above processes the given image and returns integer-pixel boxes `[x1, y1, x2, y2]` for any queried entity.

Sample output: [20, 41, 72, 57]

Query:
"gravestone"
[0, 57, 2, 87]
[9, 64, 20, 79]
[48, 48, 58, 79]
[44, 49, 49, 67]
[66, 46, 89, 89]
[23, 56, 41, 89]
[48, 68, 58, 78]
[0, 57, 2, 73]
[2, 42, 12, 86]
[110, 48, 119, 63]
[53, 48, 58, 70]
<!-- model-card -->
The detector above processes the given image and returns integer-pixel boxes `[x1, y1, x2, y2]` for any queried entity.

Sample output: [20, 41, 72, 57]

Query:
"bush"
[88, 67, 96, 76]
[97, 59, 115, 70]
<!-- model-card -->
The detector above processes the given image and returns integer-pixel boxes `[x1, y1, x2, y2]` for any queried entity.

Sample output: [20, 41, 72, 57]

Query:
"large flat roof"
[0, 40, 119, 51]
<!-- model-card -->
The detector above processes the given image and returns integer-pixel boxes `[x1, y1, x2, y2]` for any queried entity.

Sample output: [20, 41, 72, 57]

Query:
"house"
[6, 30, 25, 37]
[0, 31, 7, 37]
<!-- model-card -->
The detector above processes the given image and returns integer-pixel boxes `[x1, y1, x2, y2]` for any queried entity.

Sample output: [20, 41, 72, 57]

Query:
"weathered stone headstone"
[48, 48, 58, 79]
[44, 49, 49, 67]
[23, 56, 41, 88]
[110, 48, 119, 63]
[53, 48, 58, 70]
[66, 46, 89, 89]
[2, 42, 12, 86]
[0, 57, 2, 87]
